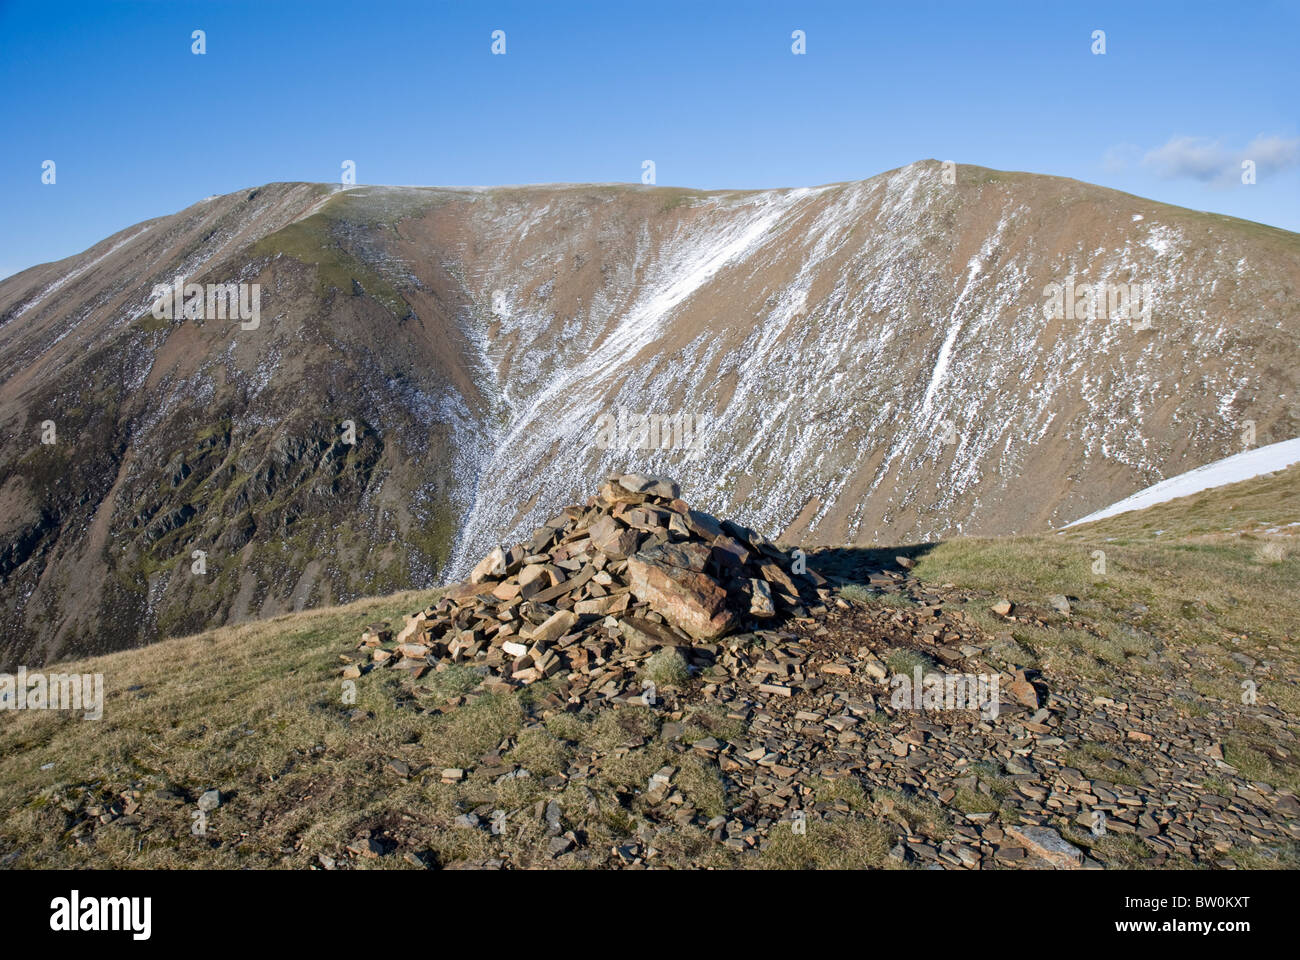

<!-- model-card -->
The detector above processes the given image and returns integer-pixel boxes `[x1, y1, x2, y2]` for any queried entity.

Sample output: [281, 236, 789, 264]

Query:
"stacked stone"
[353, 473, 822, 689]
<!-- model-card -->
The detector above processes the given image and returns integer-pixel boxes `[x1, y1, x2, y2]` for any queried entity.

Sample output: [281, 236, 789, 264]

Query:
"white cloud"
[1244, 134, 1300, 175]
[1142, 136, 1234, 182]
[1103, 133, 1300, 187]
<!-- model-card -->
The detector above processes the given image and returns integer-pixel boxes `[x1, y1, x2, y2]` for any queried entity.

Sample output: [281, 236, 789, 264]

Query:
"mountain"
[3, 161, 1299, 667]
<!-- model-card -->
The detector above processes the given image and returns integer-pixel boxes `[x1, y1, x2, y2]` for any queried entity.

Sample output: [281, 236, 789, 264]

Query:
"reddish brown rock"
[1007, 678, 1039, 708]
[469, 546, 507, 583]
[625, 552, 737, 640]
[523, 610, 579, 645]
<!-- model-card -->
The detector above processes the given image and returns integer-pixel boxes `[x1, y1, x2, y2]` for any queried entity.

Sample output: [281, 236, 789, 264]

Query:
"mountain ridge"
[2, 160, 1298, 666]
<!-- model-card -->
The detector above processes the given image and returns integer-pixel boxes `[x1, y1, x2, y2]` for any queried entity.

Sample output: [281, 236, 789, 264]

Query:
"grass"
[839, 583, 872, 604]
[656, 188, 706, 213]
[641, 648, 690, 689]
[874, 788, 953, 841]
[2, 460, 1296, 869]
[0, 588, 444, 868]
[967, 761, 1016, 797]
[840, 583, 917, 609]
[813, 776, 871, 812]
[755, 815, 898, 869]
[250, 209, 409, 317]
[884, 647, 936, 676]
[1255, 541, 1288, 564]
[1061, 743, 1146, 788]
[951, 787, 1001, 815]
[906, 464, 1300, 682]
[1222, 730, 1300, 796]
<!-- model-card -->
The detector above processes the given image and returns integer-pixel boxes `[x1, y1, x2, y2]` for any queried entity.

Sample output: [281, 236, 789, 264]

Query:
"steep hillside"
[2, 162, 1299, 665]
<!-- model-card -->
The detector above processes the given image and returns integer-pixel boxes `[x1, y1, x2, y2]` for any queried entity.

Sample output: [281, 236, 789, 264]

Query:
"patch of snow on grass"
[1062, 436, 1300, 527]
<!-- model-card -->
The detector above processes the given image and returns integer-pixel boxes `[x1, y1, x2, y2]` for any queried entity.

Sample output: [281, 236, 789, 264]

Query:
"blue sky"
[2, 0, 1297, 279]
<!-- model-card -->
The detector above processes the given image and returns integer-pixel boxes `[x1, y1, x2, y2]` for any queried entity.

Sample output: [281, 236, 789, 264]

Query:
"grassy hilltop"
[1, 465, 1296, 870]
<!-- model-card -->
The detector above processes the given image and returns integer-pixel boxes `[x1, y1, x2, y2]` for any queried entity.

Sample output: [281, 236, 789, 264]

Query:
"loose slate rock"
[1004, 825, 1084, 869]
[352, 474, 817, 694]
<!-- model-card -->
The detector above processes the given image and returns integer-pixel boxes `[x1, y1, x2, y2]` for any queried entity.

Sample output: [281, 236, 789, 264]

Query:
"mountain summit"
[2, 161, 1298, 666]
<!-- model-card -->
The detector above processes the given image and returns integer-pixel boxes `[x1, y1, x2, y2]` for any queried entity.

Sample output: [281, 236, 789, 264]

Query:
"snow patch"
[1062, 436, 1300, 528]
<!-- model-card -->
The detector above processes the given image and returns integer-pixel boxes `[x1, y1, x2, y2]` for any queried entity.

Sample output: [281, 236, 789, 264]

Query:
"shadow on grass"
[805, 542, 941, 579]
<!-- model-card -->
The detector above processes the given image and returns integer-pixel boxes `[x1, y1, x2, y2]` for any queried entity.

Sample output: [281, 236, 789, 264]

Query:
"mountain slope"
[1, 467, 1295, 870]
[2, 162, 1299, 665]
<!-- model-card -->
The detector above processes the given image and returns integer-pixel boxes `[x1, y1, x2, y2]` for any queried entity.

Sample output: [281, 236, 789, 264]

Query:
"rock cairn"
[351, 473, 826, 691]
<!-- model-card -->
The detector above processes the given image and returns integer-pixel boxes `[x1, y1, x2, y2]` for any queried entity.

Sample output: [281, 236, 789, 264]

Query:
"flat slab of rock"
[1004, 825, 1083, 868]
[616, 474, 681, 500]
[620, 616, 690, 653]
[625, 552, 737, 640]
[750, 578, 775, 617]
[524, 610, 579, 645]
[469, 546, 507, 583]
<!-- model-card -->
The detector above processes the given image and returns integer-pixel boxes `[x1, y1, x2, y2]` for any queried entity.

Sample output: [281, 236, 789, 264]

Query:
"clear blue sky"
[2, 0, 1297, 279]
